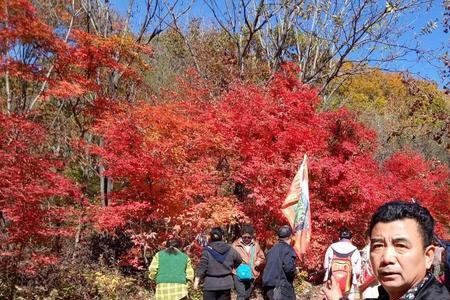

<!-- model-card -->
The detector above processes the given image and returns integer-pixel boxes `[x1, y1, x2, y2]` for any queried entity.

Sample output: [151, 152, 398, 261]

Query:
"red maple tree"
[0, 113, 79, 274]
[93, 67, 450, 269]
[1, 0, 448, 276]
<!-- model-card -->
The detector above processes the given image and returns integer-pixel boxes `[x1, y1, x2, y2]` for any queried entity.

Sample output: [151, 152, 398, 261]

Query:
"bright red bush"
[93, 68, 450, 269]
[0, 113, 78, 274]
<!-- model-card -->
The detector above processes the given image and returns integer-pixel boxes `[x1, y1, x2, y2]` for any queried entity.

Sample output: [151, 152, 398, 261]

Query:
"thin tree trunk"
[5, 69, 11, 114]
[0, 211, 6, 228]
[4, 1, 12, 113]
[99, 138, 112, 207]
[28, 0, 75, 112]
[72, 210, 84, 261]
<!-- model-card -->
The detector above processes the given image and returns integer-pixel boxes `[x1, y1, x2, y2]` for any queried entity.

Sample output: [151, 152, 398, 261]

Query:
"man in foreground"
[322, 201, 450, 300]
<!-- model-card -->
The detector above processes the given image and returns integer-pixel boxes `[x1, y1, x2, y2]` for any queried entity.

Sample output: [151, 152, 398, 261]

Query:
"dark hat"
[277, 225, 292, 238]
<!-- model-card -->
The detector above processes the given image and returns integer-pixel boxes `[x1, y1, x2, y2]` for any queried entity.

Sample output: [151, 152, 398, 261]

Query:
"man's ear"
[424, 245, 435, 269]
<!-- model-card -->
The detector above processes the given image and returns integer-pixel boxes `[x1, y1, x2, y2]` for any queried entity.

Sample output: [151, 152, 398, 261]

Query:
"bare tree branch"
[28, 0, 77, 112]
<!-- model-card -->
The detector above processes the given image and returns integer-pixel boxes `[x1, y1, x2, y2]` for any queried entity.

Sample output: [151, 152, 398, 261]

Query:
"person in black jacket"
[194, 227, 242, 300]
[262, 225, 298, 300]
[322, 201, 450, 300]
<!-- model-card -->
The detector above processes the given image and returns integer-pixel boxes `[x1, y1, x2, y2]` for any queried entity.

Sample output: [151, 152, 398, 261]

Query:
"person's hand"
[255, 260, 261, 267]
[193, 277, 200, 290]
[321, 275, 344, 300]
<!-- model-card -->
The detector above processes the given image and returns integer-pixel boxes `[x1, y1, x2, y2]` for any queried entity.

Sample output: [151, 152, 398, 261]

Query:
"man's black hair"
[368, 200, 435, 248]
[277, 225, 292, 239]
[240, 224, 255, 236]
[340, 228, 352, 240]
[165, 238, 181, 255]
[210, 227, 224, 242]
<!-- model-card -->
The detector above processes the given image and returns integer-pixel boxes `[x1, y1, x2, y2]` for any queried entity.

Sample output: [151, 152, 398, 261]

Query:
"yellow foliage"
[338, 69, 408, 113]
[86, 268, 151, 300]
[333, 68, 449, 163]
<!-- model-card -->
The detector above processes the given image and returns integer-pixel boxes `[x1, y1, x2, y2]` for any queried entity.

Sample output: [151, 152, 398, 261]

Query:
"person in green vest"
[149, 238, 194, 300]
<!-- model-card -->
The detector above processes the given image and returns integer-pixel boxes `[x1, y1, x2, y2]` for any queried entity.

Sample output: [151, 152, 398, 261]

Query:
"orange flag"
[281, 154, 311, 257]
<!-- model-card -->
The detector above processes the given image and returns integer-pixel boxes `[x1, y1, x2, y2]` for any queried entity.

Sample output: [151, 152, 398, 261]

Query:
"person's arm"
[353, 250, 362, 281]
[186, 257, 194, 282]
[321, 275, 347, 300]
[234, 248, 243, 268]
[255, 243, 265, 267]
[323, 247, 332, 282]
[194, 249, 208, 290]
[148, 253, 159, 280]
[281, 247, 296, 278]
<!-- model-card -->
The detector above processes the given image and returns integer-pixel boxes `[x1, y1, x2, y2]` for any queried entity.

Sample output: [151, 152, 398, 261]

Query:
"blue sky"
[111, 0, 448, 87]
[382, 3, 447, 86]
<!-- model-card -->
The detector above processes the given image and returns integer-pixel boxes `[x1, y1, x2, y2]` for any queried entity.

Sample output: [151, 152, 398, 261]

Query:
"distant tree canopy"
[334, 69, 449, 164]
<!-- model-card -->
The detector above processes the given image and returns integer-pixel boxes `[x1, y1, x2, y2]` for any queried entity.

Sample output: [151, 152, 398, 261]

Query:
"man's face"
[241, 234, 253, 245]
[370, 218, 435, 299]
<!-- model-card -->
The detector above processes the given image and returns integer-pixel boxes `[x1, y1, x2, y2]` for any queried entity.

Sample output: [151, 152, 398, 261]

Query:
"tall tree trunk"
[4, 1, 12, 114]
[99, 138, 112, 207]
[72, 207, 85, 261]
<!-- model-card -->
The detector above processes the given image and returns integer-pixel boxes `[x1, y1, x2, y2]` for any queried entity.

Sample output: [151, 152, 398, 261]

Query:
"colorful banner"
[281, 154, 311, 257]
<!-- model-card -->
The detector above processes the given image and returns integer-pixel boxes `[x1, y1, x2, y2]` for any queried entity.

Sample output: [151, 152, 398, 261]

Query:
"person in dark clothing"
[325, 271, 449, 300]
[322, 201, 450, 300]
[194, 227, 242, 300]
[262, 225, 298, 300]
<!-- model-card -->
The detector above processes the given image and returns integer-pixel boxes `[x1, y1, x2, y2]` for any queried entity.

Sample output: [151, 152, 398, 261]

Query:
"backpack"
[329, 248, 356, 294]
[236, 245, 255, 281]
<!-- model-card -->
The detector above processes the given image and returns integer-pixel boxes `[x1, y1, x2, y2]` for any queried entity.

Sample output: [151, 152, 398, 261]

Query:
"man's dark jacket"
[262, 240, 297, 299]
[195, 241, 242, 291]
[376, 275, 450, 300]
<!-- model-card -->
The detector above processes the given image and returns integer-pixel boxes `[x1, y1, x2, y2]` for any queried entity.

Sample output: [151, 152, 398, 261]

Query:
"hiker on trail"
[262, 225, 298, 300]
[148, 238, 194, 300]
[436, 239, 450, 293]
[323, 228, 361, 300]
[359, 241, 379, 299]
[194, 227, 242, 300]
[322, 200, 450, 300]
[232, 224, 265, 300]
[433, 243, 445, 278]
